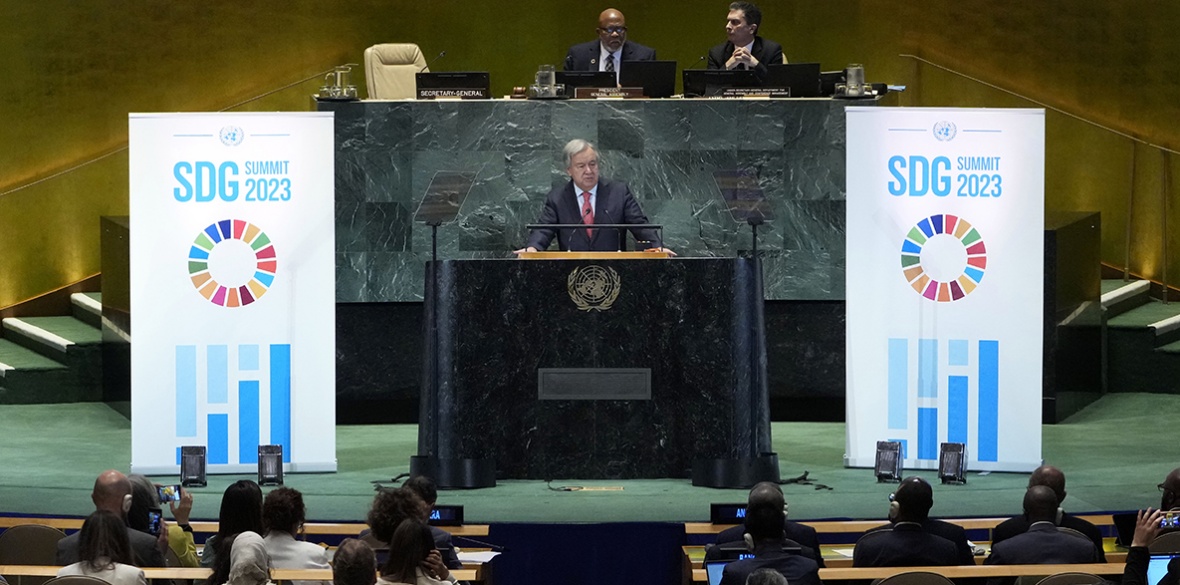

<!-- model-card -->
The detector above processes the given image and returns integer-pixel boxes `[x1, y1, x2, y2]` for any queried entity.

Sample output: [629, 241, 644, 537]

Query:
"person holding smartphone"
[128, 474, 198, 567]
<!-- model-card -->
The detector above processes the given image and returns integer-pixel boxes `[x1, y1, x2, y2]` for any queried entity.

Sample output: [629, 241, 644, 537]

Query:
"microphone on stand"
[420, 50, 447, 73]
[689, 55, 707, 69]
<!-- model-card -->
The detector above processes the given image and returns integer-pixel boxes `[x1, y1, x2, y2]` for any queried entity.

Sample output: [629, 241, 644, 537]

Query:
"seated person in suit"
[564, 8, 657, 84]
[1161, 467, 1180, 513]
[707, 2, 784, 82]
[404, 476, 463, 571]
[515, 139, 673, 254]
[261, 487, 330, 585]
[992, 465, 1105, 561]
[852, 476, 958, 567]
[57, 470, 167, 569]
[986, 485, 1100, 568]
[707, 482, 824, 567]
[719, 503, 821, 585]
[1124, 508, 1177, 585]
[864, 479, 975, 565]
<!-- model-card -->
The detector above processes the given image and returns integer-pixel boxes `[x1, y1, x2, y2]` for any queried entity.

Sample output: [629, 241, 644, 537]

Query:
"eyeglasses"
[598, 26, 627, 35]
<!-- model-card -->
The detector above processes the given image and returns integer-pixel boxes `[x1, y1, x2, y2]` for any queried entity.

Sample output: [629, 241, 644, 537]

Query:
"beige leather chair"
[1034, 572, 1105, 585]
[0, 524, 68, 585]
[1150, 530, 1180, 553]
[364, 43, 428, 99]
[872, 571, 956, 585]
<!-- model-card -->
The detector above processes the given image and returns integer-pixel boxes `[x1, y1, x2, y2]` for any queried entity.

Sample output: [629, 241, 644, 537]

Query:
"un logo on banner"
[933, 121, 957, 142]
[568, 265, 620, 311]
[219, 126, 244, 146]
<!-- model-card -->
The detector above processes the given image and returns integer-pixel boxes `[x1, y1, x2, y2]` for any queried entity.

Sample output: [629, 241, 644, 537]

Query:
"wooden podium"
[411, 256, 778, 488]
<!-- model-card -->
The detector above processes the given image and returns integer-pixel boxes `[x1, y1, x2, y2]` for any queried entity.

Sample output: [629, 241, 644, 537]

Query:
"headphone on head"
[122, 493, 133, 514]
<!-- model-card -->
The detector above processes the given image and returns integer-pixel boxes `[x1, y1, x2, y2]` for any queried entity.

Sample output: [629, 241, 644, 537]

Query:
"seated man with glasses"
[563, 8, 657, 83]
[852, 477, 959, 568]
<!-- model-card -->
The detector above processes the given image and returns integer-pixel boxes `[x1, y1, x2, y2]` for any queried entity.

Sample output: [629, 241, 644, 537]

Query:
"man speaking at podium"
[515, 139, 674, 254]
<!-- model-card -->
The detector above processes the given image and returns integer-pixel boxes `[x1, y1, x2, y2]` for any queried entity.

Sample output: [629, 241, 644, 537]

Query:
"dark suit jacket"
[992, 512, 1106, 562]
[563, 40, 657, 71]
[710, 522, 825, 568]
[865, 519, 975, 565]
[852, 522, 959, 567]
[430, 525, 463, 570]
[719, 542, 821, 585]
[707, 37, 784, 81]
[526, 178, 657, 251]
[985, 522, 1100, 565]
[57, 525, 166, 567]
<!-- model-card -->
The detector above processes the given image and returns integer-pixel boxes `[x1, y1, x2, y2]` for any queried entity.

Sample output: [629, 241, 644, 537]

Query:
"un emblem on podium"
[567, 265, 621, 311]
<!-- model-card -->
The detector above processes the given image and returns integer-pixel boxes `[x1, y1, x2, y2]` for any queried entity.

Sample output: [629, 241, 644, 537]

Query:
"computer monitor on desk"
[416, 72, 490, 99]
[556, 71, 616, 90]
[766, 63, 822, 97]
[683, 70, 760, 97]
[619, 60, 677, 98]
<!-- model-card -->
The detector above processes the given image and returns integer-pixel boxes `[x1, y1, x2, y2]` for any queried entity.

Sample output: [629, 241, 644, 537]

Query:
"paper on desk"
[832, 548, 856, 557]
[458, 551, 501, 563]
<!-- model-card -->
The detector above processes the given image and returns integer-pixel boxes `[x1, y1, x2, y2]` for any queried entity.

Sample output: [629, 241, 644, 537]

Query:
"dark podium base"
[410, 455, 497, 489]
[691, 453, 781, 488]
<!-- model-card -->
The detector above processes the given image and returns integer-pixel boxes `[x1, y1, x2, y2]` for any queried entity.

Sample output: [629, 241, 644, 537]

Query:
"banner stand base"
[410, 455, 497, 489]
[691, 453, 781, 488]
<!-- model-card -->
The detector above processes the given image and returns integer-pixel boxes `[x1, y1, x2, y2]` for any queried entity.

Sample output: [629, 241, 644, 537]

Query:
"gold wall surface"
[3, 1, 1179, 308]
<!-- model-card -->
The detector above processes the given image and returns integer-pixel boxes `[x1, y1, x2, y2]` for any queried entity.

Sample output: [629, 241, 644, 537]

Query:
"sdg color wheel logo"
[900, 214, 986, 302]
[188, 219, 277, 308]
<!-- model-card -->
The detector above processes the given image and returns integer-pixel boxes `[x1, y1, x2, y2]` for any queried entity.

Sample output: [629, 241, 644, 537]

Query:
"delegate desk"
[412, 256, 777, 488]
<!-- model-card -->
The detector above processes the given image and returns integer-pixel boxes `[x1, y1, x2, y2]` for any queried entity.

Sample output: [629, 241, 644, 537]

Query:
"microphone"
[690, 55, 707, 69]
[420, 50, 447, 73]
[452, 534, 508, 552]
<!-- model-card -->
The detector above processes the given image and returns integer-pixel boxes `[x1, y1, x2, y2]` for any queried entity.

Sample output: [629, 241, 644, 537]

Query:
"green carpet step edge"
[1107, 298, 1180, 329]
[0, 339, 68, 371]
[3, 316, 102, 345]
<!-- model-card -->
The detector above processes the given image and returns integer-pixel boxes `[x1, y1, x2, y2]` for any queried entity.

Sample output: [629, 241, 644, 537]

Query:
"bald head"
[1028, 465, 1066, 504]
[92, 469, 132, 517]
[1162, 468, 1180, 510]
[748, 481, 785, 509]
[1023, 485, 1060, 523]
[596, 8, 628, 53]
[893, 476, 934, 522]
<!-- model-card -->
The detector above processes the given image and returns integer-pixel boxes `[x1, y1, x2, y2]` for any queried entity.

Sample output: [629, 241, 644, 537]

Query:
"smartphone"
[1162, 512, 1179, 529]
[147, 508, 163, 536]
[157, 484, 182, 503]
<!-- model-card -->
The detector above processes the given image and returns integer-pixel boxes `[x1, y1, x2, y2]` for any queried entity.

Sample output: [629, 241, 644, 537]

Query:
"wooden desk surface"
[0, 566, 479, 582]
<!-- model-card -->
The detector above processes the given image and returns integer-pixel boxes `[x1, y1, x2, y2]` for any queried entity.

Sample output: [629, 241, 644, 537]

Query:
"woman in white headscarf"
[206, 531, 273, 585]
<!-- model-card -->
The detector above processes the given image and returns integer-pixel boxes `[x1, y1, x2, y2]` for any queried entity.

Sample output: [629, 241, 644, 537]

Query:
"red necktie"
[581, 191, 594, 238]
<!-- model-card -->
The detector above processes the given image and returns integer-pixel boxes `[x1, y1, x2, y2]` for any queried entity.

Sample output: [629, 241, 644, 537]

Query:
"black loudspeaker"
[258, 445, 284, 486]
[180, 446, 207, 488]
[874, 441, 903, 483]
[938, 442, 967, 484]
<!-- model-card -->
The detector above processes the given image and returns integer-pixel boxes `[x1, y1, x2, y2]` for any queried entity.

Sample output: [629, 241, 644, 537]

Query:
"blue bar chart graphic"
[887, 338, 999, 462]
[175, 344, 292, 465]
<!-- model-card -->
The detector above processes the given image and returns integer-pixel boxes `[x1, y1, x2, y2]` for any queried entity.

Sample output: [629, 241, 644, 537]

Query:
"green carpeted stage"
[0, 392, 1174, 524]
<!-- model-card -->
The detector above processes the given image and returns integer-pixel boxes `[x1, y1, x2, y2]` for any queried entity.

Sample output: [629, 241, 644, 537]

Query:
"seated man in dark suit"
[56, 469, 167, 568]
[852, 476, 958, 567]
[992, 465, 1105, 561]
[515, 139, 673, 254]
[563, 8, 657, 84]
[864, 478, 975, 565]
[707, 2, 784, 82]
[985, 485, 1100, 572]
[719, 503, 821, 585]
[403, 475, 462, 571]
[707, 482, 824, 567]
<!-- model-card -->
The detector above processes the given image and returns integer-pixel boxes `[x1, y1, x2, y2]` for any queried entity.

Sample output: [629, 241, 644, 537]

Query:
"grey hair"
[746, 568, 788, 585]
[562, 139, 596, 168]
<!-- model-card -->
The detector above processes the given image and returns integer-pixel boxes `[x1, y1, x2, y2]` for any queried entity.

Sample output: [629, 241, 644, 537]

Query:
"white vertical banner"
[845, 107, 1044, 472]
[129, 113, 336, 474]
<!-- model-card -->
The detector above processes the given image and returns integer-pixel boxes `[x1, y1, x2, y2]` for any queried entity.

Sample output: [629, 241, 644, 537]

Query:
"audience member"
[261, 487, 330, 585]
[128, 474, 198, 567]
[852, 477, 958, 567]
[57, 470, 166, 568]
[707, 481, 824, 567]
[563, 8, 657, 82]
[378, 519, 457, 585]
[991, 465, 1105, 561]
[1123, 508, 1175, 585]
[1161, 468, 1180, 511]
[201, 480, 264, 568]
[368, 487, 428, 544]
[57, 510, 147, 585]
[745, 569, 788, 585]
[223, 532, 273, 585]
[403, 476, 463, 570]
[862, 477, 974, 565]
[985, 485, 1099, 577]
[706, 2, 784, 82]
[718, 503, 820, 585]
[333, 538, 378, 585]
